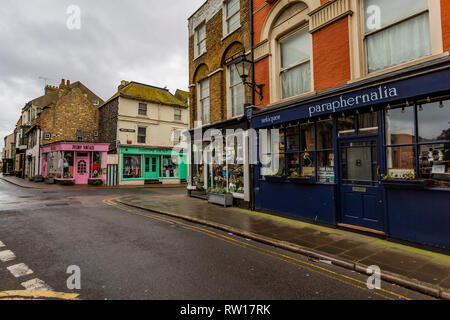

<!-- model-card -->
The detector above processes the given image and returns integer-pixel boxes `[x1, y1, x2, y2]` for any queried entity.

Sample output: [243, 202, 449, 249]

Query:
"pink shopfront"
[41, 142, 109, 184]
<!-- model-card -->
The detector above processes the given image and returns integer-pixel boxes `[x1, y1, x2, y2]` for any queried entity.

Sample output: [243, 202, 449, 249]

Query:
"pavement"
[117, 191, 450, 299]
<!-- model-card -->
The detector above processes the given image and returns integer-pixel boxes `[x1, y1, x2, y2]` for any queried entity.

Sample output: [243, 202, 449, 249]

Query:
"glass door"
[144, 155, 158, 180]
[339, 138, 384, 231]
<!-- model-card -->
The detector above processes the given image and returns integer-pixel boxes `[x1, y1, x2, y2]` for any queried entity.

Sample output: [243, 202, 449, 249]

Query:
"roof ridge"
[130, 81, 169, 92]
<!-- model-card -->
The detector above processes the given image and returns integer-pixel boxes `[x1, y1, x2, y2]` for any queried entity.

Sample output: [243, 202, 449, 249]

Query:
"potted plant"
[59, 180, 75, 186]
[88, 179, 104, 186]
[45, 175, 55, 184]
[34, 175, 44, 182]
[264, 171, 285, 183]
[381, 171, 428, 190]
[28, 176, 34, 182]
[190, 185, 206, 197]
[207, 187, 233, 207]
[288, 171, 316, 184]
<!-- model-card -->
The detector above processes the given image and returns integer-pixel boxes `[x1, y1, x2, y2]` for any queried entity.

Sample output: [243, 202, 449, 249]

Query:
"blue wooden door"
[339, 138, 384, 231]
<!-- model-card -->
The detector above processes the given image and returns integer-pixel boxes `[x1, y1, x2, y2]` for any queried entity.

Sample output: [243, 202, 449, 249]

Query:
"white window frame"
[226, 63, 245, 118]
[174, 108, 182, 121]
[138, 102, 148, 116]
[195, 23, 207, 58]
[137, 126, 147, 144]
[223, 0, 241, 37]
[197, 78, 210, 125]
[278, 26, 312, 100]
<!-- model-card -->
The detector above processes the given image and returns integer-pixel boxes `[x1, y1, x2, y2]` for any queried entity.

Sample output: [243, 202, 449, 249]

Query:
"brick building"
[187, 0, 254, 207]
[249, 0, 450, 249]
[23, 79, 109, 184]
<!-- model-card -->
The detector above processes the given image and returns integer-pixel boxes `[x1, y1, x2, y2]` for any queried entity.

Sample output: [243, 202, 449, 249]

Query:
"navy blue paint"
[338, 137, 384, 231]
[386, 188, 450, 249]
[251, 68, 450, 128]
[255, 181, 336, 225]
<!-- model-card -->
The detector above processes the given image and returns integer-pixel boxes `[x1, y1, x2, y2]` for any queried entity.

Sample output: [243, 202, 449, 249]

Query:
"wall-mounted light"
[235, 55, 265, 102]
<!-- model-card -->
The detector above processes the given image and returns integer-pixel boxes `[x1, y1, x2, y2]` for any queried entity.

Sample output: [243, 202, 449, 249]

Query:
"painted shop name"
[308, 85, 398, 117]
[72, 145, 95, 150]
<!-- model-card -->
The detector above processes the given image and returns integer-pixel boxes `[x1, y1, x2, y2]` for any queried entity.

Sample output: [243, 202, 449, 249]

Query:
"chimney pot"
[61, 79, 65, 86]
[67, 80, 70, 86]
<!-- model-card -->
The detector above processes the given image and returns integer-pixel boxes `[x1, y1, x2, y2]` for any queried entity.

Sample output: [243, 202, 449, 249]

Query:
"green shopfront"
[120, 147, 187, 185]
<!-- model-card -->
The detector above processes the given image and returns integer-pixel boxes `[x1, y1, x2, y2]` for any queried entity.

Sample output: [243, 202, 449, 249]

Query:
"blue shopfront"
[250, 60, 450, 249]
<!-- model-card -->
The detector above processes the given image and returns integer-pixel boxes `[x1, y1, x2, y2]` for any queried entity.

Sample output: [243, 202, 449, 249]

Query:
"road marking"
[0, 290, 79, 300]
[7, 263, 34, 278]
[103, 197, 413, 300]
[0, 250, 16, 262]
[0, 241, 5, 248]
[21, 278, 53, 291]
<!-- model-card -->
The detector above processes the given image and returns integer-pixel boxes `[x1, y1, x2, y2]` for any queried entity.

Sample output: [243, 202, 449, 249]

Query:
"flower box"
[264, 176, 286, 183]
[190, 190, 206, 197]
[381, 179, 427, 190]
[207, 193, 233, 207]
[288, 176, 316, 184]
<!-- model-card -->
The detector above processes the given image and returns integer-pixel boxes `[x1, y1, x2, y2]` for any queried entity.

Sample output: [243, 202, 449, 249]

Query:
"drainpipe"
[249, 0, 255, 211]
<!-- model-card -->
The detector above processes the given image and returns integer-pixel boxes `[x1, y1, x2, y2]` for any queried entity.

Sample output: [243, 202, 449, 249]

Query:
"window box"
[381, 179, 428, 190]
[265, 175, 286, 183]
[207, 193, 234, 208]
[288, 176, 316, 184]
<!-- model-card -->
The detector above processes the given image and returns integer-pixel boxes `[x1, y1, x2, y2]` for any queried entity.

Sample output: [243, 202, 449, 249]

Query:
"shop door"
[144, 155, 158, 179]
[75, 153, 90, 184]
[338, 138, 384, 232]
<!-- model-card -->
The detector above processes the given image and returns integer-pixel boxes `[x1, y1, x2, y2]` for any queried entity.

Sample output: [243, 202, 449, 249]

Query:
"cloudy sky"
[0, 0, 205, 153]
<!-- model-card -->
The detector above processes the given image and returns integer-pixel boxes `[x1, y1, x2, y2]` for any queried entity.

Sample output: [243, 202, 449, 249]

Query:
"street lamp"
[234, 55, 265, 102]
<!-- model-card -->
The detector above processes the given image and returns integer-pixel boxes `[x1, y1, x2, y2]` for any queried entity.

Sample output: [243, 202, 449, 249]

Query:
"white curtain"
[282, 62, 311, 99]
[367, 12, 431, 73]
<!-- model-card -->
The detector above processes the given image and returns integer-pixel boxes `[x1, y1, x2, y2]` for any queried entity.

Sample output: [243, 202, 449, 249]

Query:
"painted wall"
[117, 97, 188, 148]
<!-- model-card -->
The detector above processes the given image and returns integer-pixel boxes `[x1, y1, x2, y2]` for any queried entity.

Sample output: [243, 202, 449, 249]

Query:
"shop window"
[224, 0, 240, 35]
[337, 116, 356, 137]
[229, 64, 245, 117]
[358, 111, 378, 134]
[364, 0, 431, 73]
[280, 28, 311, 99]
[63, 152, 74, 179]
[123, 155, 142, 179]
[385, 105, 415, 145]
[91, 152, 102, 178]
[161, 155, 178, 178]
[262, 120, 335, 182]
[385, 99, 450, 188]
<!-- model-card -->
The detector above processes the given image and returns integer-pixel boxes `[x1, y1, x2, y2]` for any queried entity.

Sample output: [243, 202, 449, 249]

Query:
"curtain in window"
[367, 12, 431, 73]
[281, 62, 311, 99]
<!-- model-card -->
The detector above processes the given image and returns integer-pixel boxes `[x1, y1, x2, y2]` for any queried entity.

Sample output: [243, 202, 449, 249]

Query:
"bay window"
[280, 28, 311, 99]
[364, 0, 431, 73]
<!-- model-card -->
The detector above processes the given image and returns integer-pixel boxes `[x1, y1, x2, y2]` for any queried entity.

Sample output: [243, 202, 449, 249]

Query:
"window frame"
[174, 108, 182, 121]
[223, 0, 241, 36]
[195, 23, 207, 58]
[137, 126, 147, 144]
[228, 63, 245, 118]
[197, 78, 210, 125]
[138, 102, 148, 116]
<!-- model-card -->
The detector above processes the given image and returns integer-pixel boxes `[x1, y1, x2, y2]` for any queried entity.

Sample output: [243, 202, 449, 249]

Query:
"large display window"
[385, 99, 450, 188]
[123, 155, 142, 179]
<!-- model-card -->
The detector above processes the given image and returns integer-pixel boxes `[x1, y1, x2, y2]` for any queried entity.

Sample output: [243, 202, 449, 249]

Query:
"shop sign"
[72, 145, 95, 151]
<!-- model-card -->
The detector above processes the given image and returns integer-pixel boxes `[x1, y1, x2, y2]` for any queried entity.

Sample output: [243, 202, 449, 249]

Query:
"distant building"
[98, 81, 189, 186]
[2, 133, 15, 175]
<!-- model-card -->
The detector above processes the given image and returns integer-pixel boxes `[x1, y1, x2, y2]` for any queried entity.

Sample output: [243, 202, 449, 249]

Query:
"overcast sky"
[0, 0, 205, 154]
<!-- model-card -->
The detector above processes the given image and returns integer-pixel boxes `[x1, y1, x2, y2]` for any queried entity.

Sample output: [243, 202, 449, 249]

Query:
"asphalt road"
[0, 178, 435, 300]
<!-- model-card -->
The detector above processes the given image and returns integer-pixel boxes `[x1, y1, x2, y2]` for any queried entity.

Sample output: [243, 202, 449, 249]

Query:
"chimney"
[67, 80, 71, 86]
[61, 79, 65, 86]
[118, 80, 129, 91]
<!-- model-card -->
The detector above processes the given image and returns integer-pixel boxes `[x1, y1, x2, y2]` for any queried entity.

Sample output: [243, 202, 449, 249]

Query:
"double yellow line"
[103, 197, 412, 301]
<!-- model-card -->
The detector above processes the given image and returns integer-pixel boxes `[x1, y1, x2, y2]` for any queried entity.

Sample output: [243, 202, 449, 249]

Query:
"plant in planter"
[60, 180, 75, 186]
[265, 171, 286, 183]
[28, 176, 34, 182]
[381, 171, 428, 190]
[34, 175, 44, 182]
[45, 175, 55, 184]
[88, 179, 104, 186]
[207, 187, 233, 207]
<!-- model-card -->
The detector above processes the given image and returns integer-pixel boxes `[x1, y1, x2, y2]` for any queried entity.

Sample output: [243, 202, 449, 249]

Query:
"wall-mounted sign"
[120, 129, 136, 133]
[72, 145, 95, 151]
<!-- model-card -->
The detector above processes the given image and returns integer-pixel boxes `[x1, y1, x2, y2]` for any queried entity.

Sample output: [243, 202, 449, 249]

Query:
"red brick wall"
[312, 16, 351, 92]
[254, 58, 270, 107]
[442, 0, 450, 52]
